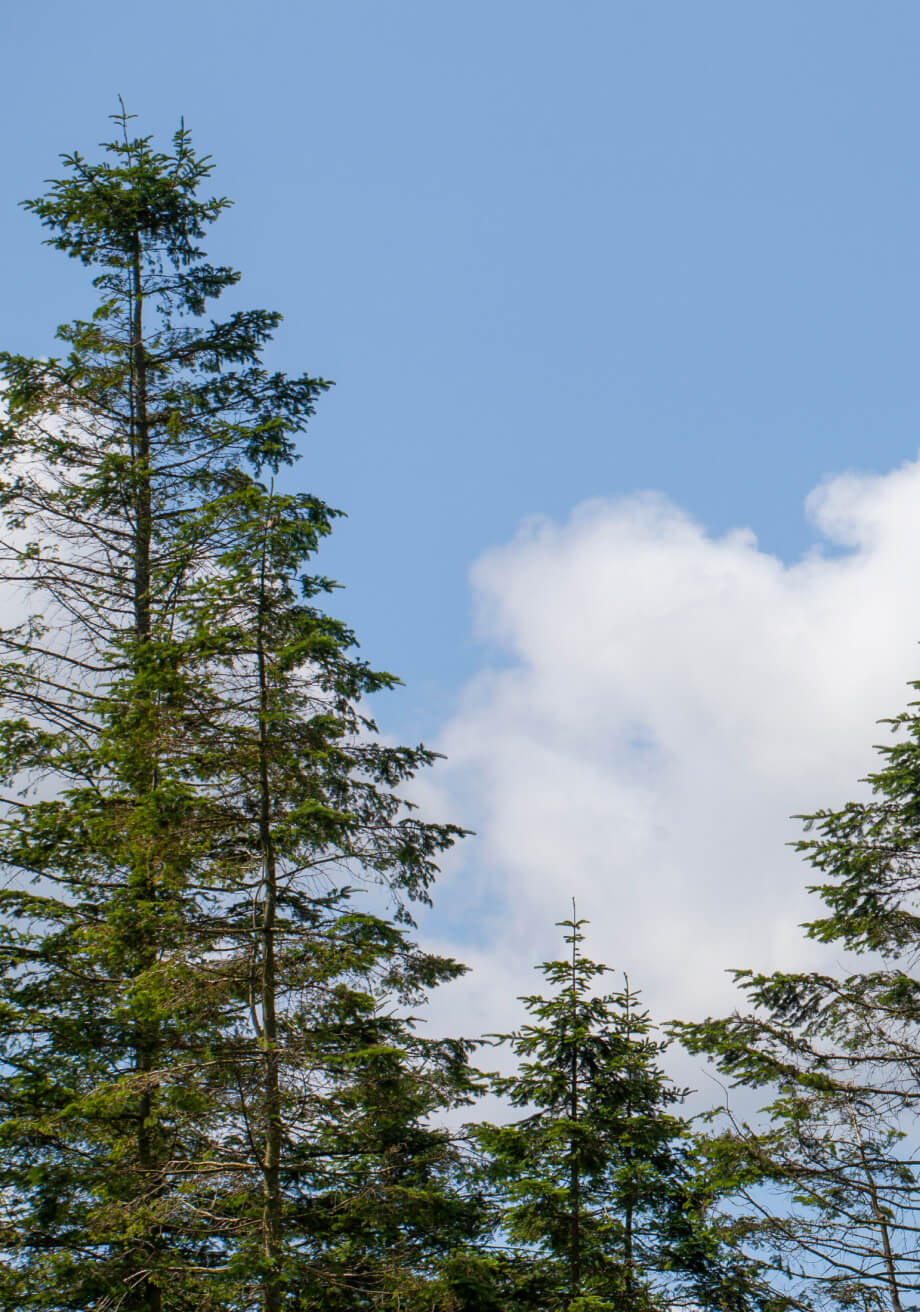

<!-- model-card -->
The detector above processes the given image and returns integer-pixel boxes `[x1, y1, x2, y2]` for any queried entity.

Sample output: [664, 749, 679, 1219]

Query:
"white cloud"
[416, 455, 920, 1064]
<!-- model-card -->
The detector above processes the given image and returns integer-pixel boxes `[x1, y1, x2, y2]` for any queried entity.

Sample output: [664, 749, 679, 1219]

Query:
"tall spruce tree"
[0, 111, 467, 1310]
[675, 685, 920, 1312]
[474, 913, 777, 1312]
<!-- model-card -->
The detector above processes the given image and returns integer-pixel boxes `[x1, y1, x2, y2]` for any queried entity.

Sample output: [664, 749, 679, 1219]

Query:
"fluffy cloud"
[416, 455, 920, 1057]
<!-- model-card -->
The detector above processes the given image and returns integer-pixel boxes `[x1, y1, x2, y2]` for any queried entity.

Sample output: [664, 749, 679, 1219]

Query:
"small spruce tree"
[474, 912, 779, 1312]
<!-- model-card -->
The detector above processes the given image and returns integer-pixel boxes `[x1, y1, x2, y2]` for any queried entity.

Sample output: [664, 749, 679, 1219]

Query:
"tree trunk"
[128, 231, 162, 1312]
[623, 984, 635, 1307]
[569, 905, 581, 1308]
[257, 520, 283, 1312]
[848, 1105, 904, 1312]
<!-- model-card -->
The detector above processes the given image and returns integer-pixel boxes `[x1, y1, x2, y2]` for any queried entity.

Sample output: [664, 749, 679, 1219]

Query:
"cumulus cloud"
[416, 455, 920, 1058]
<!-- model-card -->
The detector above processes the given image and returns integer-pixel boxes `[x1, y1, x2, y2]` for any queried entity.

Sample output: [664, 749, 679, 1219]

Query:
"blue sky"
[5, 2, 920, 1031]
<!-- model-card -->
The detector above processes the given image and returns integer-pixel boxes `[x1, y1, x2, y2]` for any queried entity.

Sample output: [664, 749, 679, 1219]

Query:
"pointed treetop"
[24, 101, 231, 278]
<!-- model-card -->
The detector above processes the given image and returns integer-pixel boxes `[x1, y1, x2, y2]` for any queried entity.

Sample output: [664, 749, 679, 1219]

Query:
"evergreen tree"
[675, 686, 920, 1312]
[210, 889, 487, 1311]
[0, 110, 467, 1310]
[474, 912, 775, 1312]
[155, 484, 484, 1309]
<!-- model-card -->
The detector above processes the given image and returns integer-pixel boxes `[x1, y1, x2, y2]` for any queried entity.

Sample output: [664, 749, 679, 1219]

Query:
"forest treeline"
[0, 114, 918, 1312]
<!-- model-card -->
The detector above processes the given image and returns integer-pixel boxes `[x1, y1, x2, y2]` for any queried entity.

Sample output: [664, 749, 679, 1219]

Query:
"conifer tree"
[0, 110, 467, 1310]
[474, 913, 775, 1312]
[675, 688, 920, 1312]
[153, 484, 484, 1309]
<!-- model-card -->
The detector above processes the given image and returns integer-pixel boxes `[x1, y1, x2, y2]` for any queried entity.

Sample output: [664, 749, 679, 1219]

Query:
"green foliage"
[674, 692, 920, 1312]
[200, 896, 487, 1311]
[474, 914, 774, 1312]
[0, 110, 471, 1310]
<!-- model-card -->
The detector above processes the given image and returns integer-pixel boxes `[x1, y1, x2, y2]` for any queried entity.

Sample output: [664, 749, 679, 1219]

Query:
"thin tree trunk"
[256, 516, 283, 1312]
[623, 982, 634, 1306]
[131, 235, 152, 649]
[848, 1104, 904, 1312]
[128, 231, 162, 1312]
[569, 901, 581, 1308]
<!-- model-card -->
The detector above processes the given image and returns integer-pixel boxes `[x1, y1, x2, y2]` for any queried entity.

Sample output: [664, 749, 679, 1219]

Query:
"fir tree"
[154, 484, 483, 1309]
[474, 912, 774, 1312]
[675, 686, 920, 1312]
[0, 110, 467, 1310]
